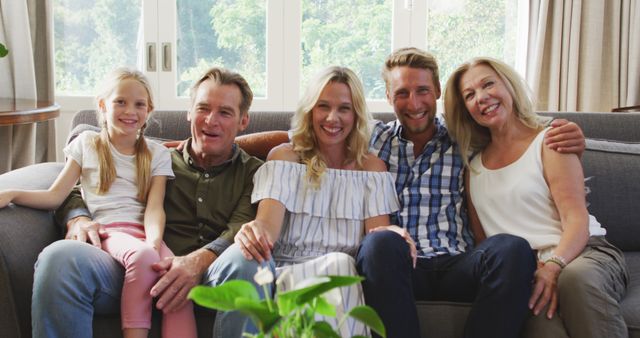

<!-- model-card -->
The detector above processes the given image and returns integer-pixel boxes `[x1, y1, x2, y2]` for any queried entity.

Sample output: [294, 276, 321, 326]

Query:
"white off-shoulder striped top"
[251, 160, 400, 265]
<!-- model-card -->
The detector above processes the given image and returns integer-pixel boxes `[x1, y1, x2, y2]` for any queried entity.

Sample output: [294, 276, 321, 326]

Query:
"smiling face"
[188, 79, 249, 167]
[459, 63, 514, 129]
[387, 66, 441, 144]
[99, 78, 151, 139]
[311, 81, 355, 151]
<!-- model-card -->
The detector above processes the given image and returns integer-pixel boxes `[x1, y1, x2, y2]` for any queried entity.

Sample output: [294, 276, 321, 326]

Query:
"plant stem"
[262, 284, 274, 312]
[337, 314, 347, 332]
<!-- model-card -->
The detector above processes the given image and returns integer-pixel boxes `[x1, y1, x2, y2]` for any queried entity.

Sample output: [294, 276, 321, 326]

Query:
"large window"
[300, 0, 392, 100]
[53, 0, 527, 111]
[176, 0, 267, 97]
[425, 0, 520, 85]
[54, 0, 142, 96]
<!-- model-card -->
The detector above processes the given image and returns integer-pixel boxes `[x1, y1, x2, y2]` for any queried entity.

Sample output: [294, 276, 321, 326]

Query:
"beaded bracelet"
[544, 255, 567, 269]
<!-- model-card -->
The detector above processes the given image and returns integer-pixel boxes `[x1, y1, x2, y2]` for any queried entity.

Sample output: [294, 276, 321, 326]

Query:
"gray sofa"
[0, 110, 638, 338]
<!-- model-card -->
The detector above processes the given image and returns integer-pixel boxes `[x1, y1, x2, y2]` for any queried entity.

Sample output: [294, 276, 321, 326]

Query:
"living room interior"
[0, 1, 639, 338]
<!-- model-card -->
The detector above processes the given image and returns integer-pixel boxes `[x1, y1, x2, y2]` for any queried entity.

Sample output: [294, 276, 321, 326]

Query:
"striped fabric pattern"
[275, 252, 367, 337]
[251, 160, 399, 337]
[251, 160, 399, 262]
[369, 118, 474, 258]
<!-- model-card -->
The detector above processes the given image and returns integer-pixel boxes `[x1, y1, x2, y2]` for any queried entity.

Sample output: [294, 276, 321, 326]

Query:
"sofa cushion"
[0, 162, 64, 337]
[582, 139, 640, 251]
[623, 252, 640, 336]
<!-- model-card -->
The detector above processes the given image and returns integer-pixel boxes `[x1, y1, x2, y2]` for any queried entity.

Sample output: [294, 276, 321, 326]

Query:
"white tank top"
[468, 127, 605, 259]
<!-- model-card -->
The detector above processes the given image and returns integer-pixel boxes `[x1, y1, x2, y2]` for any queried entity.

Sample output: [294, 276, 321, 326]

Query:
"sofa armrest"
[0, 162, 65, 337]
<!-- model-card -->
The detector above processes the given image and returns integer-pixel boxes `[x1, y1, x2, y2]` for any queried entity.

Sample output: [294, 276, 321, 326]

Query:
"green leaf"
[297, 275, 363, 304]
[188, 281, 259, 311]
[311, 321, 341, 338]
[277, 275, 363, 315]
[347, 305, 386, 338]
[235, 298, 281, 333]
[0, 43, 8, 58]
[313, 296, 336, 317]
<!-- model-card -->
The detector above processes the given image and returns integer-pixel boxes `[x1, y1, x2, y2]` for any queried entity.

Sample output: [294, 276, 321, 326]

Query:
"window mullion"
[280, 0, 300, 112]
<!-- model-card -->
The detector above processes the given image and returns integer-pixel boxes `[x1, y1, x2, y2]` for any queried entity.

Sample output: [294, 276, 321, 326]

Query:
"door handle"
[146, 43, 156, 72]
[162, 43, 172, 71]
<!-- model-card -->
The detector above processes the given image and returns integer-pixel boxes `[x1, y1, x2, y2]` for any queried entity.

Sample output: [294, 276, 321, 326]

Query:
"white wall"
[54, 109, 77, 162]
[54, 96, 95, 162]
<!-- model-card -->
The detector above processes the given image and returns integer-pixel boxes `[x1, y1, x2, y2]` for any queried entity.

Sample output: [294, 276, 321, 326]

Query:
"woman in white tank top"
[443, 57, 629, 338]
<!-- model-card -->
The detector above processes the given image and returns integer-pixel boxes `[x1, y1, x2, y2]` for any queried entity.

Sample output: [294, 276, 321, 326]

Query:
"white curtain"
[526, 0, 640, 112]
[0, 0, 55, 174]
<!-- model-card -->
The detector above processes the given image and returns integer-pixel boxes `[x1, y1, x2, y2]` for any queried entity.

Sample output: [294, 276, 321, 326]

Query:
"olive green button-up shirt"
[165, 141, 263, 256]
[57, 139, 263, 257]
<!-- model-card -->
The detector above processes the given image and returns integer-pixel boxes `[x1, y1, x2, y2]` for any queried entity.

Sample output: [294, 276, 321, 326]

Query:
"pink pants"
[101, 223, 197, 338]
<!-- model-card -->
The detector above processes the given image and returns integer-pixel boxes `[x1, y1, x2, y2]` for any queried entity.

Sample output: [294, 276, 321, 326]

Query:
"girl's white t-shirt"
[64, 130, 174, 225]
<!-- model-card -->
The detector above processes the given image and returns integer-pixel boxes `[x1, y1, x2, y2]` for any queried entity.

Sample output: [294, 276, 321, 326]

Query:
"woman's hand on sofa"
[65, 215, 107, 248]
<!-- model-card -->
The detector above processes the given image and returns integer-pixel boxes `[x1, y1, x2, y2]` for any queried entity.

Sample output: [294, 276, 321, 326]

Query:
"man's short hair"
[382, 47, 441, 92]
[190, 67, 253, 115]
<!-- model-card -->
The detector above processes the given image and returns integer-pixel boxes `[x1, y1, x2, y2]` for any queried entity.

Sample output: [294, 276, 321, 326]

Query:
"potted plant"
[189, 267, 386, 338]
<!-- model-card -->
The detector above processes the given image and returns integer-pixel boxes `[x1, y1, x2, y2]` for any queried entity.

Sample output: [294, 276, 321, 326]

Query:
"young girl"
[0, 68, 197, 338]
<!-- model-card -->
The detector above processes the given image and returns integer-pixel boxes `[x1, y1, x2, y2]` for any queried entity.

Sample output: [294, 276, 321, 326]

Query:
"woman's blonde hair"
[290, 66, 371, 186]
[94, 67, 155, 201]
[443, 57, 546, 167]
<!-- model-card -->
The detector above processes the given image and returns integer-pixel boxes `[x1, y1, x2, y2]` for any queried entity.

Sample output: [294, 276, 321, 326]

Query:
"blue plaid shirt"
[370, 117, 474, 257]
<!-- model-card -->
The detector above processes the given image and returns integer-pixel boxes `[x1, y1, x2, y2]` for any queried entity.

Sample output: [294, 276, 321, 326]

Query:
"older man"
[32, 68, 272, 338]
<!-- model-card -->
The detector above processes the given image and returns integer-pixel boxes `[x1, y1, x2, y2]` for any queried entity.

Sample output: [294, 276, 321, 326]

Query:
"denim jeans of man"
[356, 231, 536, 338]
[32, 240, 274, 338]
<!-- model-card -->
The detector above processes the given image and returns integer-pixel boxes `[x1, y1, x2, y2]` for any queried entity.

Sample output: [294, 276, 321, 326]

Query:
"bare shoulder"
[267, 143, 300, 162]
[541, 139, 582, 181]
[541, 141, 579, 167]
[361, 152, 387, 172]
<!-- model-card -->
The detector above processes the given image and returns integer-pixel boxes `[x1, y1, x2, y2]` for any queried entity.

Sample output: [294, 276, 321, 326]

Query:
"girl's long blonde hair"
[93, 68, 155, 201]
[290, 66, 371, 186]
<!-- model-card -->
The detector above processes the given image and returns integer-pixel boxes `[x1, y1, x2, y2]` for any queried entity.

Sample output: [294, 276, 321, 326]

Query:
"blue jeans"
[32, 240, 274, 338]
[356, 231, 536, 338]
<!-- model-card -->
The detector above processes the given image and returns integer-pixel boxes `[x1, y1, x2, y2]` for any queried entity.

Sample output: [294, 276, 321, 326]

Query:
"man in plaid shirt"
[356, 47, 585, 338]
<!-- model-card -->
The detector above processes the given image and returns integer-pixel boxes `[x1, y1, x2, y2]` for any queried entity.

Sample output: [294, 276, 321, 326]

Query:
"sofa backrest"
[538, 112, 640, 142]
[73, 110, 640, 142]
[534, 112, 640, 251]
[72, 110, 398, 142]
[581, 140, 640, 251]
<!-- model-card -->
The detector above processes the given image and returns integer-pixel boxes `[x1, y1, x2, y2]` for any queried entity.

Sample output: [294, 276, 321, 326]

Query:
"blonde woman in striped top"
[234, 66, 412, 336]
